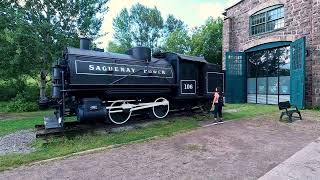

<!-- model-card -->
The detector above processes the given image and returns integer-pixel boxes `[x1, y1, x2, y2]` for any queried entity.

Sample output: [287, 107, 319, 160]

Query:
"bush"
[20, 84, 39, 101]
[0, 84, 18, 101]
[5, 94, 39, 112]
[0, 79, 53, 112]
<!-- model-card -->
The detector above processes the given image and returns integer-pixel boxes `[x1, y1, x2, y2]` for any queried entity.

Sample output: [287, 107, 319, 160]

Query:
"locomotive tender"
[43, 38, 224, 129]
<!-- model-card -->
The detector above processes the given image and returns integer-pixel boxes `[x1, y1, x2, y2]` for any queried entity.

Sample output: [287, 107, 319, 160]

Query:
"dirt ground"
[1, 111, 320, 180]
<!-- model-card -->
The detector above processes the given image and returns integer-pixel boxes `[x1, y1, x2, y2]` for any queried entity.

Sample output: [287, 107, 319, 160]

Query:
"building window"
[247, 46, 290, 105]
[250, 5, 284, 35]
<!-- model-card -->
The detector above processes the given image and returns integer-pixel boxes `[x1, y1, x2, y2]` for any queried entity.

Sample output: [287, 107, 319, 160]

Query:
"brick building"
[222, 0, 320, 108]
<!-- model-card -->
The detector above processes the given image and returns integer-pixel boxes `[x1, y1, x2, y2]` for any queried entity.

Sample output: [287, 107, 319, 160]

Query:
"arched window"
[250, 5, 284, 35]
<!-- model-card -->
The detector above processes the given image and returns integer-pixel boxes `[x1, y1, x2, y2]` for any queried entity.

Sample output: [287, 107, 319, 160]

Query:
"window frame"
[249, 5, 285, 36]
[246, 45, 291, 104]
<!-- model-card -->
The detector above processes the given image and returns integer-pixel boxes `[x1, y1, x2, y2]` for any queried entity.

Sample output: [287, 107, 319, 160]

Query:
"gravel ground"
[0, 111, 320, 180]
[0, 130, 36, 155]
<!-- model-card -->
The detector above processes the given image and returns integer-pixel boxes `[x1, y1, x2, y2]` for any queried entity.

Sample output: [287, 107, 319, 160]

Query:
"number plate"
[181, 80, 196, 95]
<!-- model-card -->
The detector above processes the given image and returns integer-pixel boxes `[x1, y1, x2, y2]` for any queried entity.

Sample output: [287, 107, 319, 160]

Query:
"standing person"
[210, 87, 224, 123]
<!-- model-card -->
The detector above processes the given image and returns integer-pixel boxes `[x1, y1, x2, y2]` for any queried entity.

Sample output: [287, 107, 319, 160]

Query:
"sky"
[95, 0, 240, 48]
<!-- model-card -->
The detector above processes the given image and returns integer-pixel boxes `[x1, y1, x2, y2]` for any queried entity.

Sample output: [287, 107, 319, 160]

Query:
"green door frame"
[290, 37, 306, 109]
[225, 52, 246, 103]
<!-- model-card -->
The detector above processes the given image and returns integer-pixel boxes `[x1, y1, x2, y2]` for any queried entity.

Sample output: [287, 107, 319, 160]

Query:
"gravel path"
[0, 130, 36, 155]
[1, 112, 320, 180]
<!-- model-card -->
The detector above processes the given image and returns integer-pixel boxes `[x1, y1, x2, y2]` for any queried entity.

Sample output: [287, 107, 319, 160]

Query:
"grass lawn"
[0, 110, 53, 137]
[0, 104, 278, 171]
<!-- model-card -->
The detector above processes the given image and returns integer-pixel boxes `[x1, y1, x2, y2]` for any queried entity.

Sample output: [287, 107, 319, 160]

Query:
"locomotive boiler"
[42, 38, 224, 129]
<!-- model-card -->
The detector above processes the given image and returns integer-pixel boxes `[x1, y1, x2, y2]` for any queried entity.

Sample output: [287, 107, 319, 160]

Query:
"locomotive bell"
[127, 47, 151, 62]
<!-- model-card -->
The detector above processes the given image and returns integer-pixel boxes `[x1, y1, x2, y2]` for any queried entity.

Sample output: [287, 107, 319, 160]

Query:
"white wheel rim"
[108, 101, 132, 125]
[152, 97, 169, 119]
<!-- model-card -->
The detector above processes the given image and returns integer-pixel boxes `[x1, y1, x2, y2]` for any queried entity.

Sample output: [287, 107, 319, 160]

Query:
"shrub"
[5, 94, 39, 112]
[0, 78, 53, 112]
[0, 84, 18, 101]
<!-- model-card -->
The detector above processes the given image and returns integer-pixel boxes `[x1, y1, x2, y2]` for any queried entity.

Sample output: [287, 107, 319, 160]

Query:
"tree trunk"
[39, 69, 48, 102]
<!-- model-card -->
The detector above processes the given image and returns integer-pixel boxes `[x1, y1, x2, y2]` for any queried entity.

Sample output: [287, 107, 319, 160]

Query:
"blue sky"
[96, 0, 239, 48]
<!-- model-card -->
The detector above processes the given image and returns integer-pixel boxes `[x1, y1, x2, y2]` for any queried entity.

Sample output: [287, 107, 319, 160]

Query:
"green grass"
[0, 118, 42, 137]
[0, 103, 279, 171]
[223, 103, 278, 120]
[0, 108, 53, 120]
[0, 110, 53, 136]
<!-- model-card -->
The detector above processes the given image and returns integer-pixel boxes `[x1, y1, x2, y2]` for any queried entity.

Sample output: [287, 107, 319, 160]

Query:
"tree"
[109, 3, 164, 52]
[164, 14, 185, 34]
[0, 0, 109, 101]
[0, 1, 42, 88]
[111, 8, 132, 52]
[130, 3, 163, 50]
[189, 17, 223, 64]
[107, 41, 129, 54]
[164, 28, 190, 54]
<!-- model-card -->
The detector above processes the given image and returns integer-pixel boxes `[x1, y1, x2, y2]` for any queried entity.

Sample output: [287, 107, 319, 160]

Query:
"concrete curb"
[259, 137, 320, 180]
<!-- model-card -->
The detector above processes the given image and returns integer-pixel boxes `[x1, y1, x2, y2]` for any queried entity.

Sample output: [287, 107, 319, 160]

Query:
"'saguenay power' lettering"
[88, 64, 167, 75]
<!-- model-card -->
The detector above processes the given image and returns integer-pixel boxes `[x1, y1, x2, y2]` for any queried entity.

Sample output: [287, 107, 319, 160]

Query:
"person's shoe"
[218, 118, 224, 124]
[213, 118, 218, 123]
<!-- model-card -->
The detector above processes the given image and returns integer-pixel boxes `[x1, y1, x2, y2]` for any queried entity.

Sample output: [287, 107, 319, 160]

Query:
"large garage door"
[225, 52, 246, 103]
[290, 37, 306, 109]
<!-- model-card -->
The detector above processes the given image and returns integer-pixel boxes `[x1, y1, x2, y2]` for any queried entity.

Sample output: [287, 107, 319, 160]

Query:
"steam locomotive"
[42, 38, 224, 129]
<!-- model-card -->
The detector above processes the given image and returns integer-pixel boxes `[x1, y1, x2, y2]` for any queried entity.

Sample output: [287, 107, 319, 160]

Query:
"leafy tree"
[111, 8, 132, 52]
[0, 1, 42, 89]
[130, 3, 163, 50]
[109, 3, 164, 52]
[164, 28, 190, 54]
[164, 14, 185, 34]
[189, 17, 223, 64]
[107, 41, 129, 54]
[0, 0, 109, 101]
[109, 4, 223, 65]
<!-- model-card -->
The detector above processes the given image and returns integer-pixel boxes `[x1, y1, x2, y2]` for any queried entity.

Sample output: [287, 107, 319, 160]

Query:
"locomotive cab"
[159, 53, 224, 109]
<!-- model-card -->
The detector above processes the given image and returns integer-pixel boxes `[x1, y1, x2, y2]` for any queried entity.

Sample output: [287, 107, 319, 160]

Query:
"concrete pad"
[259, 138, 320, 180]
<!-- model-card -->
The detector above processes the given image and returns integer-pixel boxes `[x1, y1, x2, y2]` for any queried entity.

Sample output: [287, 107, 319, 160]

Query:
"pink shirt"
[213, 92, 219, 104]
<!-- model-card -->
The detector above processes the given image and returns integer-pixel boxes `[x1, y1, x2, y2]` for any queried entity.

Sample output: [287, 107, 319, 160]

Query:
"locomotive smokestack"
[127, 47, 151, 62]
[80, 37, 91, 50]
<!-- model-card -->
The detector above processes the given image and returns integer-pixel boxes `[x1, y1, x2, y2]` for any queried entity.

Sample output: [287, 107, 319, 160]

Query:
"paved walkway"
[1, 116, 320, 180]
[259, 137, 320, 180]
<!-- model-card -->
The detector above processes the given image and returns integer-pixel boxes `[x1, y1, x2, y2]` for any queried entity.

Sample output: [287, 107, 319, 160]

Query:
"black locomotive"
[42, 38, 224, 128]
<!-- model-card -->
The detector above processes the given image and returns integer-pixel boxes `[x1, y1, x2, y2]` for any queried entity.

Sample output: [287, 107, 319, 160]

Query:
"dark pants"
[212, 103, 222, 118]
